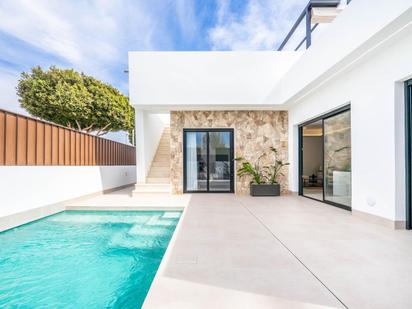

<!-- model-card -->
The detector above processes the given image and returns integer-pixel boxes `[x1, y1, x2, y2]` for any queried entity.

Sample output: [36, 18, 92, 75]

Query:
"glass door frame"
[298, 105, 351, 211]
[405, 79, 412, 229]
[183, 128, 235, 193]
[298, 120, 325, 202]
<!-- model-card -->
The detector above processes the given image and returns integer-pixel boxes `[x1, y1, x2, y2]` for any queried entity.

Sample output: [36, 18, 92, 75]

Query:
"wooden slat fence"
[0, 109, 136, 166]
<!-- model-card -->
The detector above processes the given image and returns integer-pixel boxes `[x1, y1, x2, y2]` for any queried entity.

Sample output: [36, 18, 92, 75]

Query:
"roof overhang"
[128, 51, 302, 111]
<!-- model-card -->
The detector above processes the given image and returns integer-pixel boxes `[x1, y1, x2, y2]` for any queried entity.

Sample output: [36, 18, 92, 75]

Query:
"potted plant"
[236, 147, 289, 196]
[262, 147, 289, 196]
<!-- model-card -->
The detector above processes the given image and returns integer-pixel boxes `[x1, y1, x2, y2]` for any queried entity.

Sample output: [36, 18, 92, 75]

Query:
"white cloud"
[0, 0, 170, 81]
[0, 0, 174, 111]
[175, 0, 199, 41]
[208, 0, 307, 50]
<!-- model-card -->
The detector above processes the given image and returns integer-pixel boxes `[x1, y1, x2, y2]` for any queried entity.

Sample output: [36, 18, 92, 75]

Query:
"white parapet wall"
[128, 51, 302, 110]
[0, 165, 136, 218]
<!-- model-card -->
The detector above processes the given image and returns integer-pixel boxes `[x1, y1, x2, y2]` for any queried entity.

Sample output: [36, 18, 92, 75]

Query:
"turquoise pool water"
[0, 211, 180, 308]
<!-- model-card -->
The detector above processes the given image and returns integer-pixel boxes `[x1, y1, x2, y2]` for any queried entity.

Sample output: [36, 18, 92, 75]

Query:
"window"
[183, 129, 234, 193]
[299, 106, 351, 210]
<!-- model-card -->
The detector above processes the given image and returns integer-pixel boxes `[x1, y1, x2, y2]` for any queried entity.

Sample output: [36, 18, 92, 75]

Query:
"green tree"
[17, 66, 134, 137]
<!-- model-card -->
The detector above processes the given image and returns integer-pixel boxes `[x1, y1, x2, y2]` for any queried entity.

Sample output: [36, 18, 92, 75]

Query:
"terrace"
[2, 0, 412, 308]
[64, 188, 412, 308]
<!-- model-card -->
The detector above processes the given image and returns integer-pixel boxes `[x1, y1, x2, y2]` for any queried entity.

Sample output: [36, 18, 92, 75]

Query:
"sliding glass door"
[185, 131, 208, 191]
[324, 110, 351, 207]
[183, 129, 234, 193]
[301, 120, 324, 201]
[406, 79, 412, 229]
[299, 106, 351, 210]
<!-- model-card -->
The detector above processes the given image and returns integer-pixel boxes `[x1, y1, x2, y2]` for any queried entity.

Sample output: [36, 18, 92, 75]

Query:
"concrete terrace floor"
[68, 189, 412, 308]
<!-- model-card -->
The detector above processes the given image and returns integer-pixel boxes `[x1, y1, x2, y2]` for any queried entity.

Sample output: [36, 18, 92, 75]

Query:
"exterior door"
[406, 79, 412, 229]
[299, 105, 352, 211]
[183, 129, 234, 193]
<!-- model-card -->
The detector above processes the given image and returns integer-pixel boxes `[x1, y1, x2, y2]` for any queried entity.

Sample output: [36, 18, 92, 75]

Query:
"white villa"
[3, 1, 412, 308]
[130, 0, 412, 229]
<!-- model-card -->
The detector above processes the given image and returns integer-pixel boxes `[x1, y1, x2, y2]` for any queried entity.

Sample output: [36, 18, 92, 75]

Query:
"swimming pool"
[0, 210, 181, 308]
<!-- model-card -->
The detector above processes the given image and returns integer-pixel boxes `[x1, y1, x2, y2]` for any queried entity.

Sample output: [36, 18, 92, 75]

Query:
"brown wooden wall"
[0, 109, 136, 166]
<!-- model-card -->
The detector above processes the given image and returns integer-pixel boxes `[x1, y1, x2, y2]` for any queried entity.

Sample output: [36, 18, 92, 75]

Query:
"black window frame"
[298, 104, 352, 211]
[183, 128, 235, 193]
[405, 79, 412, 229]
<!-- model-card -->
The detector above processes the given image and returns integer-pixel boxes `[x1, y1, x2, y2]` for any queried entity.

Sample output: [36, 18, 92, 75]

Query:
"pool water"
[0, 211, 180, 308]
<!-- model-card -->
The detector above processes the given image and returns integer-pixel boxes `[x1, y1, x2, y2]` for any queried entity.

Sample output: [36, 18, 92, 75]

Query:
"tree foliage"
[17, 66, 134, 136]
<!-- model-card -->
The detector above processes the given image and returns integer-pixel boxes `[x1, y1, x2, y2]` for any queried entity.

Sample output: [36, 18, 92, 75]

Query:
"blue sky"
[0, 0, 306, 113]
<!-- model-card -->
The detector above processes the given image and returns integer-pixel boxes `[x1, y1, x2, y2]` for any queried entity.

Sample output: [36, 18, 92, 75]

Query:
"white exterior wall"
[128, 51, 302, 110]
[288, 26, 412, 221]
[0, 166, 136, 217]
[266, 1, 412, 106]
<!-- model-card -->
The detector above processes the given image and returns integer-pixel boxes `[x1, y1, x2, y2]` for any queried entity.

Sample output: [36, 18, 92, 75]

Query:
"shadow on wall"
[98, 165, 137, 192]
[0, 166, 137, 218]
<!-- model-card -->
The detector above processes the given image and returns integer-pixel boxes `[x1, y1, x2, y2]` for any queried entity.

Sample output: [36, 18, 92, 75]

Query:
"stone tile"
[170, 111, 289, 194]
[144, 194, 412, 309]
[144, 194, 344, 308]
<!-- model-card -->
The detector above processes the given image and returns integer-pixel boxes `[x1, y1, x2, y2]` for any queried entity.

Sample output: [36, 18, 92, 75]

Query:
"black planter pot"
[250, 184, 280, 196]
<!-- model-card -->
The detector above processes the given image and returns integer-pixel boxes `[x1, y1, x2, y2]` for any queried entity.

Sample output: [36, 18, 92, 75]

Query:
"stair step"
[146, 177, 170, 184]
[133, 183, 171, 194]
[149, 166, 169, 171]
[144, 127, 171, 185]
[147, 168, 170, 178]
[152, 162, 170, 167]
[151, 165, 169, 169]
[148, 172, 170, 178]
[150, 166, 170, 172]
[151, 166, 169, 171]
[156, 154, 170, 158]
[148, 174, 170, 178]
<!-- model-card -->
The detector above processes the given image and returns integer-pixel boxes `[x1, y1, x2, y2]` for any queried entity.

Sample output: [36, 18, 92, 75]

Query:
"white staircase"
[133, 128, 171, 194]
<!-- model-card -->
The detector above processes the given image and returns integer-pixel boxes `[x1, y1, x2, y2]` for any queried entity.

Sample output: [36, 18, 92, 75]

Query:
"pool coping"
[142, 198, 189, 308]
[0, 205, 186, 233]
[65, 205, 184, 211]
[0, 183, 187, 232]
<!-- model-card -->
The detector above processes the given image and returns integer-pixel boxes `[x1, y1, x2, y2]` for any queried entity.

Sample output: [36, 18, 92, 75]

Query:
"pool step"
[146, 216, 176, 226]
